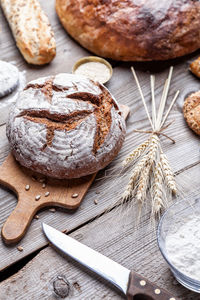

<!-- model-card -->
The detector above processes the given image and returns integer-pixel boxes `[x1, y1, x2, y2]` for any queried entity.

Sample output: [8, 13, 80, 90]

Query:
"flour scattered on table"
[166, 215, 200, 281]
[0, 60, 19, 98]
[0, 61, 26, 124]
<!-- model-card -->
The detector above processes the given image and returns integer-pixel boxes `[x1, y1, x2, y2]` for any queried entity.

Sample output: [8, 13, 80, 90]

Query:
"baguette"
[1, 0, 56, 65]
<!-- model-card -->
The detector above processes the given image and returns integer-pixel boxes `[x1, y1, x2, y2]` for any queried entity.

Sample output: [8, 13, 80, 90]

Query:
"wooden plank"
[0, 60, 200, 270]
[0, 0, 200, 272]
[0, 165, 199, 299]
[0, 0, 90, 126]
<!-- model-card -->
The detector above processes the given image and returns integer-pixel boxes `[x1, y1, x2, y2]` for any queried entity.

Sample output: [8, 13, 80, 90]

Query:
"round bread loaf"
[183, 91, 200, 136]
[56, 0, 200, 61]
[7, 73, 126, 179]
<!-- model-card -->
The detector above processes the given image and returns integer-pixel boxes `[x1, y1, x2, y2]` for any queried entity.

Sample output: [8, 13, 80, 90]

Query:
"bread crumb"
[35, 195, 41, 201]
[49, 208, 56, 213]
[72, 193, 79, 198]
[17, 246, 23, 252]
[25, 185, 30, 191]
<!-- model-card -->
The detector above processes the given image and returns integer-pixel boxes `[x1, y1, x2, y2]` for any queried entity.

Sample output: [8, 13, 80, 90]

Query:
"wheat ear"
[135, 163, 151, 204]
[152, 161, 164, 216]
[148, 134, 160, 163]
[122, 154, 150, 200]
[160, 152, 177, 194]
[122, 139, 150, 167]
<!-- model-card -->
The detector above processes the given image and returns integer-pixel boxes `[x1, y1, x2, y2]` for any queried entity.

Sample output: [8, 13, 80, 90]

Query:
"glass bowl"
[157, 197, 200, 292]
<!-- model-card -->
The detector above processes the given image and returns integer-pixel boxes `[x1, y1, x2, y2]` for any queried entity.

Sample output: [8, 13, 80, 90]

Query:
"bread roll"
[190, 57, 200, 78]
[56, 0, 200, 61]
[183, 91, 200, 136]
[1, 0, 56, 65]
[7, 73, 126, 179]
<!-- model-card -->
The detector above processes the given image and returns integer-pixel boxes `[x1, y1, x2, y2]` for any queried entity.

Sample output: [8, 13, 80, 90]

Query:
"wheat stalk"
[120, 67, 179, 218]
[122, 139, 150, 167]
[152, 161, 164, 217]
[122, 153, 150, 200]
[160, 152, 177, 194]
[135, 163, 151, 204]
[148, 134, 159, 163]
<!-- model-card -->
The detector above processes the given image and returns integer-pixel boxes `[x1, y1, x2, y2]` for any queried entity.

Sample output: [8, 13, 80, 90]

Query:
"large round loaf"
[56, 0, 200, 61]
[6, 74, 126, 179]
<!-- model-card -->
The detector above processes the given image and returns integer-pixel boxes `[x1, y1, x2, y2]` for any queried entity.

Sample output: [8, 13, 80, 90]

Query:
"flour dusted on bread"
[56, 0, 200, 61]
[7, 73, 126, 179]
[1, 0, 56, 65]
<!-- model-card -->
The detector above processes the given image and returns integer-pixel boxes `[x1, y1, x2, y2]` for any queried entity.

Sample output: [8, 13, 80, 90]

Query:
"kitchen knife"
[42, 223, 178, 300]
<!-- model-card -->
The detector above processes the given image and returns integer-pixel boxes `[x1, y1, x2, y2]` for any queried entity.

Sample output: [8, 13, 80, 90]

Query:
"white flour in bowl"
[166, 215, 200, 281]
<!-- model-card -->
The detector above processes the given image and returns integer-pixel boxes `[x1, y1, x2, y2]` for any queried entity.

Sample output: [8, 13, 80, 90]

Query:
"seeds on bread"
[1, 0, 56, 65]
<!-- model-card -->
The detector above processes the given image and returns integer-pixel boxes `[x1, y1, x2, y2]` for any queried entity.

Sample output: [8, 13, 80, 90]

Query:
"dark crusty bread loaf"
[6, 73, 126, 179]
[56, 0, 200, 61]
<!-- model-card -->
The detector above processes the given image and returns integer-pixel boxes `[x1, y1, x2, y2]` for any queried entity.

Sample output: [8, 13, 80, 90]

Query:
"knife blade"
[42, 223, 178, 300]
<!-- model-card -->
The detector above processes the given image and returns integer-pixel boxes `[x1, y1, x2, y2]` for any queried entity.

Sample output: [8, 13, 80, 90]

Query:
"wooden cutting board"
[0, 104, 129, 245]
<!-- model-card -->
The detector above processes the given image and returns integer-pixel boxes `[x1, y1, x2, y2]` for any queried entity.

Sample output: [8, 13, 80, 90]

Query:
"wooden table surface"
[0, 1, 200, 299]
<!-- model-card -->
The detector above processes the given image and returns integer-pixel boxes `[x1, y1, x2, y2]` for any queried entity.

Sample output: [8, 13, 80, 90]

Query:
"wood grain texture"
[0, 154, 96, 245]
[0, 105, 129, 245]
[0, 164, 199, 299]
[0, 0, 200, 285]
[0, 86, 199, 271]
[0, 60, 200, 270]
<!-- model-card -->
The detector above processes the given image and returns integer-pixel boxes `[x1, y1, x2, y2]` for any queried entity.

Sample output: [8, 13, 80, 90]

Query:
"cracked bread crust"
[6, 73, 126, 179]
[56, 0, 200, 61]
[183, 91, 200, 136]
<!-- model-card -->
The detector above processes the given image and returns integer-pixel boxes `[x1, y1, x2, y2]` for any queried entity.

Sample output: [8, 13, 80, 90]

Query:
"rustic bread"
[7, 73, 126, 179]
[1, 0, 56, 65]
[56, 0, 200, 61]
[190, 57, 200, 78]
[183, 91, 200, 136]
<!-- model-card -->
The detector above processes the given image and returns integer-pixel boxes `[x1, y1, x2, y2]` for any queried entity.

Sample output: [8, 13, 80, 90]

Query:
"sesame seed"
[72, 193, 79, 198]
[42, 183, 46, 189]
[35, 195, 41, 201]
[49, 208, 56, 213]
[25, 185, 30, 191]
[45, 192, 50, 197]
[62, 229, 68, 234]
[17, 246, 23, 252]
[34, 215, 39, 219]
[94, 199, 98, 205]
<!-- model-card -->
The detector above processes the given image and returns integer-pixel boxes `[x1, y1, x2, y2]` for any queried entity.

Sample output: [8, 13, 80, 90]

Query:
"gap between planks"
[0, 159, 200, 286]
[0, 164, 199, 299]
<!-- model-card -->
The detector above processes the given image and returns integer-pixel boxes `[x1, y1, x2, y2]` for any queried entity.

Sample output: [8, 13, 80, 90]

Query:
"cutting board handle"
[2, 196, 38, 244]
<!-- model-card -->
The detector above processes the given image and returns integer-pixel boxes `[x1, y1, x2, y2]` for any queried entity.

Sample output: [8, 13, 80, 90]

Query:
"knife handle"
[127, 271, 178, 300]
